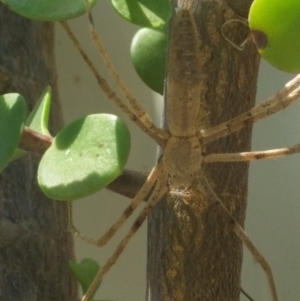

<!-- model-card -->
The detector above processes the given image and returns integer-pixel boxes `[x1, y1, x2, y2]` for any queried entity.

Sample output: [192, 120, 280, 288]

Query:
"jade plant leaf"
[26, 86, 52, 136]
[0, 0, 98, 21]
[69, 258, 100, 295]
[111, 0, 172, 28]
[38, 114, 131, 200]
[249, 0, 300, 73]
[69, 258, 120, 301]
[130, 27, 167, 94]
[9, 86, 53, 163]
[0, 94, 27, 171]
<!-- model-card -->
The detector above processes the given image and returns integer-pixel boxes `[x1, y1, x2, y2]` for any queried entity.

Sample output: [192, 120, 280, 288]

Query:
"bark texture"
[147, 1, 260, 301]
[0, 4, 77, 301]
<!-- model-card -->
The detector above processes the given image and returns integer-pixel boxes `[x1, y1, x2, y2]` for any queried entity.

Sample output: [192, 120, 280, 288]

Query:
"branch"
[19, 126, 53, 154]
[106, 169, 147, 198]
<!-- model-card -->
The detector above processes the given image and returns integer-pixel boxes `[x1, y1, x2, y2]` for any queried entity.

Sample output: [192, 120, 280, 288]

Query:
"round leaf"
[249, 0, 300, 73]
[111, 0, 172, 28]
[38, 114, 131, 200]
[1, 0, 98, 21]
[0, 94, 27, 171]
[69, 258, 100, 295]
[131, 27, 167, 94]
[9, 87, 52, 164]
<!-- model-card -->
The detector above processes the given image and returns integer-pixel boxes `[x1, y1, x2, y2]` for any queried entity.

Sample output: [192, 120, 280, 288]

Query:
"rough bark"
[0, 4, 77, 301]
[147, 1, 260, 301]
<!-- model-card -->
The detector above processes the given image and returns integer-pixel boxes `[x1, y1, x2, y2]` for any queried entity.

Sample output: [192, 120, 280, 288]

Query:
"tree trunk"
[147, 1, 260, 300]
[0, 4, 77, 301]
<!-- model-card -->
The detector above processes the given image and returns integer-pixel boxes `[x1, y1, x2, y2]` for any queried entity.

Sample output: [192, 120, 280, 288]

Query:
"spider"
[58, 1, 300, 300]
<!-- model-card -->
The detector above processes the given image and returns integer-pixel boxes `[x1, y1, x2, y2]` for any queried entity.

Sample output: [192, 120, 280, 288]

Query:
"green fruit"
[249, 0, 300, 73]
[130, 27, 167, 95]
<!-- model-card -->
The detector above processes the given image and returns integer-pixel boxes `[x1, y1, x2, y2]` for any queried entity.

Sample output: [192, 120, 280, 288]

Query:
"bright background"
[55, 1, 300, 300]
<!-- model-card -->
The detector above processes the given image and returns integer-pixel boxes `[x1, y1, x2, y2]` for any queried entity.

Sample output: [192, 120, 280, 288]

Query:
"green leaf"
[26, 86, 52, 136]
[111, 0, 172, 28]
[249, 0, 300, 73]
[38, 114, 131, 200]
[130, 27, 167, 94]
[9, 87, 52, 163]
[7, 148, 27, 164]
[0, 94, 27, 171]
[69, 258, 100, 295]
[0, 0, 98, 21]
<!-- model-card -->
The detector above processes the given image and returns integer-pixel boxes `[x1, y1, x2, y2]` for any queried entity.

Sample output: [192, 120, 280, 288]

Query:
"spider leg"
[204, 143, 300, 162]
[82, 0, 168, 141]
[241, 287, 256, 301]
[197, 170, 278, 301]
[81, 169, 169, 301]
[60, 21, 167, 145]
[68, 162, 163, 247]
[202, 74, 300, 144]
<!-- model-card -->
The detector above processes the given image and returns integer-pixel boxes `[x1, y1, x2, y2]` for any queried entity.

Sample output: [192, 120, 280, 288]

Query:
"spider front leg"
[201, 73, 300, 144]
[60, 20, 167, 145]
[201, 74, 300, 163]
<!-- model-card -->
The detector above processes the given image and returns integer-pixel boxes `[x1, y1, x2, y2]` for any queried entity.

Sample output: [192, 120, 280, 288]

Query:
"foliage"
[0, 94, 27, 171]
[131, 27, 167, 94]
[249, 0, 300, 73]
[69, 258, 120, 301]
[0, 88, 130, 201]
[111, 0, 171, 28]
[38, 113, 130, 201]
[0, 0, 98, 21]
